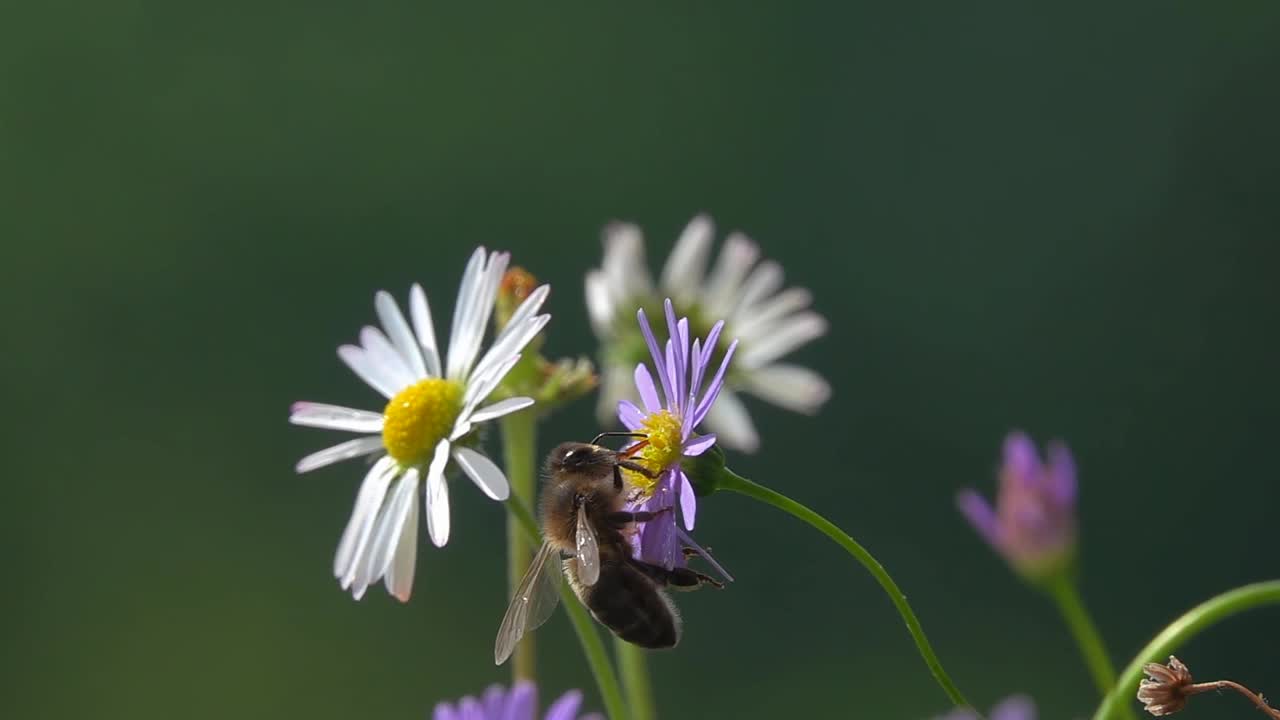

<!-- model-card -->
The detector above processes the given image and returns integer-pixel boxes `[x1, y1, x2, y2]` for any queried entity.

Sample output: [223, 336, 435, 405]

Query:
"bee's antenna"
[590, 431, 648, 446]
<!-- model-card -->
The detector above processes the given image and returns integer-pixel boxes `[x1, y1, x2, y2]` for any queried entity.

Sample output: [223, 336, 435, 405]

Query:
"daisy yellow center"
[381, 378, 464, 466]
[625, 409, 684, 497]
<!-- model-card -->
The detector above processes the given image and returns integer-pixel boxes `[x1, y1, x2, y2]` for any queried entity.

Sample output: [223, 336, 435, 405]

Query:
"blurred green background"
[4, 2, 1279, 718]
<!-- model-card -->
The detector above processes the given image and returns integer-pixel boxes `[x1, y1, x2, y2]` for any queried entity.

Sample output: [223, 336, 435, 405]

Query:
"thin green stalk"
[1091, 580, 1280, 720]
[1045, 574, 1119, 697]
[615, 639, 656, 720]
[719, 471, 975, 711]
[501, 411, 539, 682]
[506, 494, 630, 720]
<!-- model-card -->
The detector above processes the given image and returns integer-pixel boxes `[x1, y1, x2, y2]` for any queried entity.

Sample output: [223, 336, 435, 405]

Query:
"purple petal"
[457, 697, 484, 720]
[677, 526, 733, 582]
[634, 364, 661, 413]
[636, 309, 673, 407]
[617, 400, 646, 431]
[683, 433, 717, 456]
[989, 694, 1037, 720]
[691, 339, 739, 428]
[687, 338, 704, 413]
[956, 489, 1001, 550]
[543, 690, 584, 720]
[503, 681, 536, 720]
[663, 338, 680, 410]
[482, 685, 507, 718]
[676, 469, 697, 530]
[1001, 431, 1041, 488]
[432, 703, 460, 720]
[1046, 441, 1077, 505]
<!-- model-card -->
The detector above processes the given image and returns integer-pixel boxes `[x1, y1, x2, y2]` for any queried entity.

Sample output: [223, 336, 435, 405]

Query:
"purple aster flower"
[431, 681, 601, 720]
[616, 298, 737, 571]
[933, 695, 1037, 720]
[957, 432, 1077, 579]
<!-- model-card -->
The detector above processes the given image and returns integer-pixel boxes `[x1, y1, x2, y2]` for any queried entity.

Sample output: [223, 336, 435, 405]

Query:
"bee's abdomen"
[585, 563, 680, 649]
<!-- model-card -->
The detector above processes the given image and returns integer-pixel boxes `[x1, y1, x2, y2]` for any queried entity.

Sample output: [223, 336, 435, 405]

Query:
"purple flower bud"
[958, 432, 1077, 579]
[431, 681, 602, 720]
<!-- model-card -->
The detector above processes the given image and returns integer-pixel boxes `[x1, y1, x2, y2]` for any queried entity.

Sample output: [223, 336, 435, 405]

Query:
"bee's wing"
[575, 503, 601, 587]
[494, 541, 563, 665]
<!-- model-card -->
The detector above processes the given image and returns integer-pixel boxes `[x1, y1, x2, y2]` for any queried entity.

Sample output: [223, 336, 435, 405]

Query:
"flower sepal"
[680, 443, 733, 498]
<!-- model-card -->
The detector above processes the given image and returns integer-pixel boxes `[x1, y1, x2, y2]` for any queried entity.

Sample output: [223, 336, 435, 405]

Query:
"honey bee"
[494, 432, 726, 665]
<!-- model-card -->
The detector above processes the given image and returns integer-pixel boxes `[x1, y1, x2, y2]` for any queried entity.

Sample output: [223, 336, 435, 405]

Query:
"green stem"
[1045, 574, 1118, 697]
[1091, 580, 1280, 720]
[719, 472, 975, 711]
[615, 639, 656, 720]
[500, 410, 538, 683]
[505, 494, 630, 720]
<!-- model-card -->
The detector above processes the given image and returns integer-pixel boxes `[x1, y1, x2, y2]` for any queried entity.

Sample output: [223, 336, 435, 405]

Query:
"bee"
[494, 432, 725, 665]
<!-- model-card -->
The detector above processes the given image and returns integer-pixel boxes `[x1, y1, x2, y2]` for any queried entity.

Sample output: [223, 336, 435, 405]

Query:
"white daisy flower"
[585, 215, 829, 452]
[291, 248, 549, 602]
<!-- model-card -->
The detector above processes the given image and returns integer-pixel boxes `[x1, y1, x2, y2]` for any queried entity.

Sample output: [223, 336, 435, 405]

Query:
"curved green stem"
[505, 495, 630, 720]
[614, 639, 656, 720]
[719, 472, 974, 710]
[500, 411, 538, 682]
[1045, 573, 1119, 697]
[1091, 580, 1280, 720]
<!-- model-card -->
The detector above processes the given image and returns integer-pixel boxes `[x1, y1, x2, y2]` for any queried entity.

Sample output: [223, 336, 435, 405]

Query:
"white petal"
[337, 345, 399, 399]
[468, 397, 534, 425]
[703, 388, 760, 453]
[376, 290, 427, 379]
[386, 478, 420, 602]
[289, 402, 384, 433]
[362, 468, 419, 594]
[660, 214, 713, 301]
[452, 446, 510, 501]
[703, 233, 760, 318]
[594, 363, 634, 427]
[359, 326, 415, 390]
[732, 287, 813, 340]
[498, 284, 550, 340]
[585, 271, 614, 338]
[409, 284, 443, 378]
[296, 436, 384, 473]
[333, 457, 396, 580]
[445, 247, 488, 381]
[449, 420, 473, 442]
[468, 313, 549, 391]
[424, 440, 452, 547]
[735, 260, 783, 312]
[602, 222, 653, 301]
[742, 364, 831, 414]
[460, 352, 522, 416]
[738, 311, 827, 369]
[448, 249, 509, 382]
[340, 464, 400, 594]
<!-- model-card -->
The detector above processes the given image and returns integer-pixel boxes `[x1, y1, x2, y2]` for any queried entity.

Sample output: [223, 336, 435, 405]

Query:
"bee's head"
[547, 442, 616, 477]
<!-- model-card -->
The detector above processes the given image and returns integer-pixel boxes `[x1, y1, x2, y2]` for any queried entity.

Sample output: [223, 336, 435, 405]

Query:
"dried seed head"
[1138, 656, 1194, 716]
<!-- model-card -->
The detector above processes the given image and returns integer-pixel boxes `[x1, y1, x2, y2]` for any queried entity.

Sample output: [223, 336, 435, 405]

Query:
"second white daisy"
[291, 247, 549, 602]
[585, 215, 829, 452]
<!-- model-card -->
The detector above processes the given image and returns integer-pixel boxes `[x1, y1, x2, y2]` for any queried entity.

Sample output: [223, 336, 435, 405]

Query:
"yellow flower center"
[625, 409, 684, 497]
[381, 378, 464, 465]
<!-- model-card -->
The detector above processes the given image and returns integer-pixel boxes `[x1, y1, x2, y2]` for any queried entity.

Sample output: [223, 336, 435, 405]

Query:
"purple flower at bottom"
[617, 299, 736, 571]
[934, 695, 1037, 720]
[958, 431, 1077, 579]
[431, 681, 601, 720]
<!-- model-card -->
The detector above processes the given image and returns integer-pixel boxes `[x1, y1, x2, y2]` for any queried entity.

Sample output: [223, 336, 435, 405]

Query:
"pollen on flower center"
[626, 409, 684, 496]
[382, 378, 464, 465]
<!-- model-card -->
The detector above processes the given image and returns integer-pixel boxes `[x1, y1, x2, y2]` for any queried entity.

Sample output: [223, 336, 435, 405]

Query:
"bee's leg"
[617, 459, 659, 479]
[627, 558, 725, 591]
[605, 507, 672, 529]
[590, 431, 647, 446]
